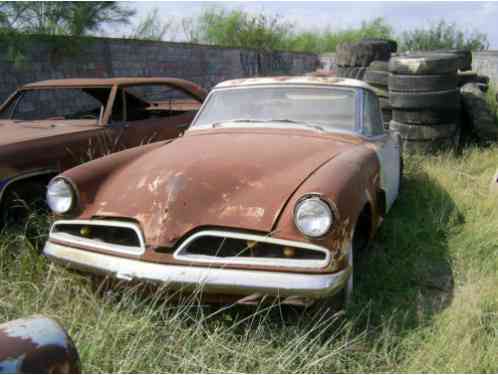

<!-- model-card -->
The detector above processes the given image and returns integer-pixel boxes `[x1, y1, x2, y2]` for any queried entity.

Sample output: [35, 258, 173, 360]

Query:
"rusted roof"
[215, 76, 375, 91]
[21, 77, 207, 100]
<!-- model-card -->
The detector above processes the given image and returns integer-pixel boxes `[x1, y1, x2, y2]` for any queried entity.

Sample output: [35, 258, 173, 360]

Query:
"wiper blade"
[211, 119, 262, 128]
[264, 119, 326, 132]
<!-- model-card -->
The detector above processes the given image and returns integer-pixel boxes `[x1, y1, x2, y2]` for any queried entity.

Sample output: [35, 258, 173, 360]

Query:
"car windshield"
[191, 86, 357, 132]
[0, 88, 110, 123]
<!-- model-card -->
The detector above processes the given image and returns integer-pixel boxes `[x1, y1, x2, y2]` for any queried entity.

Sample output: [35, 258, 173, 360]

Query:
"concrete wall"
[318, 51, 498, 85]
[472, 51, 498, 84]
[0, 35, 319, 103]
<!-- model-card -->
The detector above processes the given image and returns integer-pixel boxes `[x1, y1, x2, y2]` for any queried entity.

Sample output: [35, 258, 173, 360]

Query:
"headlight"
[46, 178, 75, 214]
[294, 197, 333, 237]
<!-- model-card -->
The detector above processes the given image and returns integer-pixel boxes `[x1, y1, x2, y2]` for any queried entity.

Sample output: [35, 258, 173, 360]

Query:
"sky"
[111, 1, 498, 49]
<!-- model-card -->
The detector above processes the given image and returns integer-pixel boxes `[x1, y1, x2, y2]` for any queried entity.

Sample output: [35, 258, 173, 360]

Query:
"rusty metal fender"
[57, 140, 169, 214]
[0, 316, 80, 374]
[273, 145, 382, 252]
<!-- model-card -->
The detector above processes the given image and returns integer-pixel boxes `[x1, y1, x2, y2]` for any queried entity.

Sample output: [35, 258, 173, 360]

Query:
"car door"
[363, 90, 401, 211]
[116, 84, 202, 148]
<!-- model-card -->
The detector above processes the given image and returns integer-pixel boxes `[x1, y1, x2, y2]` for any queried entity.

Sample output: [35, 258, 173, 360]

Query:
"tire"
[361, 38, 398, 53]
[388, 73, 457, 92]
[368, 60, 389, 71]
[365, 70, 388, 86]
[388, 53, 459, 75]
[379, 97, 391, 110]
[370, 84, 388, 98]
[389, 120, 457, 141]
[336, 40, 391, 67]
[392, 108, 459, 125]
[336, 66, 367, 79]
[389, 89, 460, 110]
[433, 49, 472, 71]
[457, 72, 490, 86]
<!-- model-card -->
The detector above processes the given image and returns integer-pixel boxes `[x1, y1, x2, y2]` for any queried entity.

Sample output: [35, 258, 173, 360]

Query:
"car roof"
[214, 76, 375, 92]
[20, 77, 207, 101]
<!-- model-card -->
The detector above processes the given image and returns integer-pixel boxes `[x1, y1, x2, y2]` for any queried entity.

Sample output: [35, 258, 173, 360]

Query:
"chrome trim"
[173, 230, 332, 269]
[44, 241, 351, 298]
[49, 219, 145, 256]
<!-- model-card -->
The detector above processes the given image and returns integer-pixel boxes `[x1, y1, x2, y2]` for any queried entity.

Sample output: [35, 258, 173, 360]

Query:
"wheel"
[368, 60, 389, 71]
[392, 108, 459, 125]
[336, 66, 367, 79]
[433, 49, 472, 71]
[364, 70, 388, 86]
[388, 73, 457, 92]
[389, 89, 460, 110]
[388, 53, 459, 75]
[336, 40, 391, 67]
[0, 181, 48, 227]
[389, 120, 457, 141]
[361, 38, 398, 53]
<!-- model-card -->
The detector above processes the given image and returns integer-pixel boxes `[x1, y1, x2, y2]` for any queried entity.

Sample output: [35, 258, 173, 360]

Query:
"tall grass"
[1, 147, 498, 372]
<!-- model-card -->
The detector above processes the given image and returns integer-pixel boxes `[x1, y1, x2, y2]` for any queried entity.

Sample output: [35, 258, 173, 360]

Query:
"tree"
[400, 20, 489, 52]
[128, 8, 176, 41]
[193, 8, 293, 51]
[0, 1, 134, 36]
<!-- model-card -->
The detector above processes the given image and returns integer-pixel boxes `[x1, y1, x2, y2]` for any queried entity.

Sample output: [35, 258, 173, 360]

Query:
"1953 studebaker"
[42, 76, 401, 308]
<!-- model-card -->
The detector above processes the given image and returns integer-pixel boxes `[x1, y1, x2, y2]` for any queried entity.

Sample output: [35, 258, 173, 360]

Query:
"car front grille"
[49, 220, 145, 256]
[174, 230, 331, 269]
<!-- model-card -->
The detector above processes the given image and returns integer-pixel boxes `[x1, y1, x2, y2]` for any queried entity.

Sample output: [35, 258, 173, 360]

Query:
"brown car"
[0, 77, 206, 222]
[43, 76, 401, 308]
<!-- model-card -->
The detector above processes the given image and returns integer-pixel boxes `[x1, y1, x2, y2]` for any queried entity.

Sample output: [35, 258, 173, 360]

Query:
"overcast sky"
[113, 1, 498, 49]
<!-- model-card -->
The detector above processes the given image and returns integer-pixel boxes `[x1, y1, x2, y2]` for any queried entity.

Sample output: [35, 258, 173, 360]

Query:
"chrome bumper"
[43, 241, 351, 299]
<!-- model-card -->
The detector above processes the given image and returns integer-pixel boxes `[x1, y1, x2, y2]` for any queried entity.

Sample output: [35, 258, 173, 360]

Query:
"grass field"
[1, 146, 498, 373]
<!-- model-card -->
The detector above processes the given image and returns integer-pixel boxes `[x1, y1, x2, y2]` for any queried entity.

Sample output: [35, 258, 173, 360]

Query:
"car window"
[120, 84, 201, 122]
[191, 86, 356, 132]
[10, 88, 109, 123]
[363, 91, 384, 137]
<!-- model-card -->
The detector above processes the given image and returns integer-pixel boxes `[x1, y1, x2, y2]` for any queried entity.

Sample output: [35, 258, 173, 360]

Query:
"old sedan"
[0, 77, 206, 223]
[43, 76, 401, 307]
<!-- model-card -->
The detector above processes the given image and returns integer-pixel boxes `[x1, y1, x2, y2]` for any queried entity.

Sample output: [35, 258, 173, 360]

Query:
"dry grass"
[2, 146, 498, 372]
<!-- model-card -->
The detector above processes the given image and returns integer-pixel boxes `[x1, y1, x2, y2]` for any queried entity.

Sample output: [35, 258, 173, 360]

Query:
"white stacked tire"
[388, 53, 460, 153]
[336, 39, 396, 80]
[364, 60, 391, 128]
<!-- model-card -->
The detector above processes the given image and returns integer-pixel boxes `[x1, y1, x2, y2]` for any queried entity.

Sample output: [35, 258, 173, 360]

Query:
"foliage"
[0, 1, 134, 36]
[189, 9, 393, 53]
[127, 8, 176, 41]
[399, 20, 489, 52]
[193, 8, 293, 51]
[287, 17, 394, 53]
[3, 147, 498, 372]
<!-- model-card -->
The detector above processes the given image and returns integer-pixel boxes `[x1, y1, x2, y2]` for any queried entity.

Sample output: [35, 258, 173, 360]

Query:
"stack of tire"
[364, 60, 391, 128]
[336, 39, 395, 80]
[388, 53, 461, 153]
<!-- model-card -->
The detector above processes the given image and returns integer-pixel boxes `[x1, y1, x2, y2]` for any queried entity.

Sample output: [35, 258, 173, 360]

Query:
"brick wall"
[0, 35, 319, 103]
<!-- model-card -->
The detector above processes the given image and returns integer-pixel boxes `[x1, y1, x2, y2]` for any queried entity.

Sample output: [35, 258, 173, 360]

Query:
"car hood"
[0, 120, 99, 147]
[72, 128, 361, 247]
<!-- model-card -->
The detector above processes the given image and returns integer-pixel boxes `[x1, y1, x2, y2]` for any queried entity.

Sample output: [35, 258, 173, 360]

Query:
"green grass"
[2, 147, 498, 372]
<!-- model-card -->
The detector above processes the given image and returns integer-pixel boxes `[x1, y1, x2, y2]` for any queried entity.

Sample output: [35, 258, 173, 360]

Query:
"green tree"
[194, 8, 293, 51]
[400, 20, 489, 51]
[0, 1, 134, 36]
[128, 8, 175, 41]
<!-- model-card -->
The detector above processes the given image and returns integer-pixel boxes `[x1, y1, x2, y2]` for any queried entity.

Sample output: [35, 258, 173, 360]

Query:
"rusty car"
[0, 315, 80, 374]
[0, 77, 206, 223]
[42, 76, 401, 308]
